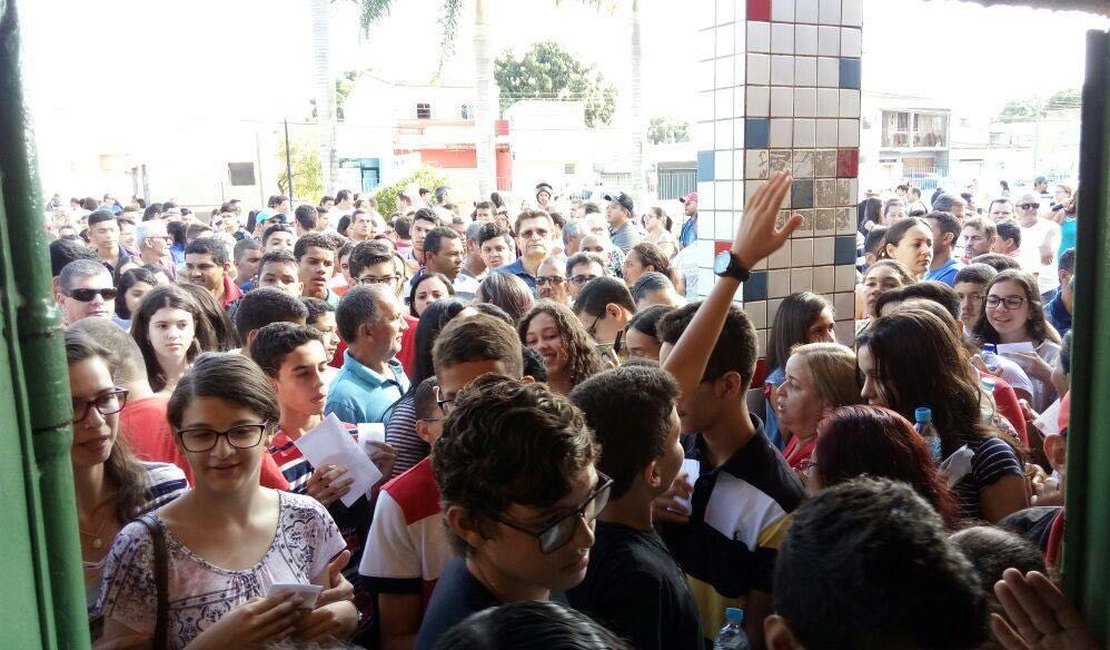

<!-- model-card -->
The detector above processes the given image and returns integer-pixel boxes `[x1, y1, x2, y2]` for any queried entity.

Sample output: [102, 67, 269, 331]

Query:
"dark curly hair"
[518, 300, 605, 391]
[432, 375, 598, 555]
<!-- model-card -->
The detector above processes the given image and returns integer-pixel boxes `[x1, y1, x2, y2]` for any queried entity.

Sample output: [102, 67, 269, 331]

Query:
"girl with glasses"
[64, 330, 186, 625]
[973, 269, 1063, 413]
[96, 353, 358, 648]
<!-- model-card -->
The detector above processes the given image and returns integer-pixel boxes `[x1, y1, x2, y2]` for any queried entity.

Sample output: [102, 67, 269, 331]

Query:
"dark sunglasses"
[67, 287, 118, 302]
[1019, 203, 1040, 210]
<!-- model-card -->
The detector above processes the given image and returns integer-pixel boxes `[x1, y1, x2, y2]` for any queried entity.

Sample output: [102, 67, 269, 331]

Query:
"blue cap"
[915, 407, 932, 423]
[725, 607, 744, 624]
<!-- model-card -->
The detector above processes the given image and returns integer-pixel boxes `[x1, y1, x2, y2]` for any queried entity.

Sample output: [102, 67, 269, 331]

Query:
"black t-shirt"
[416, 557, 501, 650]
[567, 521, 704, 650]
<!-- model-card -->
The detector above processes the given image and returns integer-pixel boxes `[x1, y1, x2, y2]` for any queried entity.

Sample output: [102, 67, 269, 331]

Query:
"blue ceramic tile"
[743, 269, 769, 301]
[834, 235, 857, 265]
[791, 179, 814, 209]
[697, 150, 715, 182]
[839, 58, 861, 90]
[745, 118, 770, 150]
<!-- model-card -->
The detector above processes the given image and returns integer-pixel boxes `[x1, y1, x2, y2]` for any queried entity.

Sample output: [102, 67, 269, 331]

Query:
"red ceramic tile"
[747, 0, 771, 22]
[715, 240, 732, 256]
[836, 148, 859, 178]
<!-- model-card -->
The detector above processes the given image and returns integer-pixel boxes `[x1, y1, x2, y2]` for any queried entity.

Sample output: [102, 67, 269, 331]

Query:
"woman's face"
[862, 266, 904, 318]
[176, 396, 271, 490]
[124, 282, 154, 318]
[149, 307, 195, 362]
[624, 327, 662, 360]
[621, 250, 649, 286]
[882, 203, 905, 225]
[524, 313, 568, 377]
[886, 223, 933, 276]
[414, 277, 450, 317]
[775, 354, 826, 439]
[806, 307, 837, 343]
[985, 280, 1032, 341]
[857, 345, 887, 407]
[68, 356, 120, 468]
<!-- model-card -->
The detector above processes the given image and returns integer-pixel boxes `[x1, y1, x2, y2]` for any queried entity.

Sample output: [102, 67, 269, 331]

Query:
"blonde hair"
[788, 342, 863, 409]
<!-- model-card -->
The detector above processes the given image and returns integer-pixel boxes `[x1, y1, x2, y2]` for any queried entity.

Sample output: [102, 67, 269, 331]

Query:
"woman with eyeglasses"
[408, 272, 456, 319]
[96, 353, 359, 648]
[131, 285, 216, 396]
[519, 301, 605, 396]
[973, 269, 1062, 413]
[65, 330, 186, 623]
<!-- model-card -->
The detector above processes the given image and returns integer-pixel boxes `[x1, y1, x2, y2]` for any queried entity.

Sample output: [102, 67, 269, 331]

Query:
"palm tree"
[312, 0, 337, 194]
[357, 0, 645, 196]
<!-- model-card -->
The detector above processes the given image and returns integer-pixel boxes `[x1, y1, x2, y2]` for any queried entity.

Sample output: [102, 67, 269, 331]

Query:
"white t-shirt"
[1017, 218, 1061, 294]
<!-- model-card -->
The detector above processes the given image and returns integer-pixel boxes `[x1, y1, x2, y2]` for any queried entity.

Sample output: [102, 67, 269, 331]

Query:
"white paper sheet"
[1034, 399, 1062, 437]
[265, 582, 323, 610]
[997, 341, 1037, 355]
[357, 423, 386, 459]
[673, 458, 701, 512]
[294, 413, 382, 507]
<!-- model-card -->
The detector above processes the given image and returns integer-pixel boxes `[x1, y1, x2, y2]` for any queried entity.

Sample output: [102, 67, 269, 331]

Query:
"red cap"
[679, 192, 698, 204]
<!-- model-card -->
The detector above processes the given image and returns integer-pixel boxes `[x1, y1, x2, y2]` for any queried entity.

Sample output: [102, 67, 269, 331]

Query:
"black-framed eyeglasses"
[985, 295, 1027, 310]
[357, 274, 400, 286]
[570, 274, 598, 287]
[434, 386, 456, 414]
[176, 422, 269, 453]
[536, 276, 566, 287]
[490, 473, 613, 554]
[67, 287, 118, 302]
[72, 388, 129, 423]
[586, 312, 604, 338]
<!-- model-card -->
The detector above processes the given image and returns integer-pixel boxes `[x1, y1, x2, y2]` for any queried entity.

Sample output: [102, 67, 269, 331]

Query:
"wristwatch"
[713, 251, 751, 282]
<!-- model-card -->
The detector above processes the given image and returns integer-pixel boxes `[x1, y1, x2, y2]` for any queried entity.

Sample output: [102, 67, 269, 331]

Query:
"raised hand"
[992, 569, 1099, 650]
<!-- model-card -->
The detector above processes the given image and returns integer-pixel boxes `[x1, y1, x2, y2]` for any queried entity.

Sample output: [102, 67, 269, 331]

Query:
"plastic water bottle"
[979, 376, 998, 424]
[915, 407, 943, 462]
[714, 607, 751, 650]
[981, 344, 1001, 374]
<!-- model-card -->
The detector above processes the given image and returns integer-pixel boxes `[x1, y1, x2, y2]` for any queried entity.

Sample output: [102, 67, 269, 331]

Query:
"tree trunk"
[474, 0, 496, 198]
[312, 0, 337, 196]
[629, 0, 644, 194]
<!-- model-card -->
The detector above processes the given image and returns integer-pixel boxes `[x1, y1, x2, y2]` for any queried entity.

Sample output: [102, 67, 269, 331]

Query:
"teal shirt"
[1059, 217, 1076, 258]
[326, 351, 409, 424]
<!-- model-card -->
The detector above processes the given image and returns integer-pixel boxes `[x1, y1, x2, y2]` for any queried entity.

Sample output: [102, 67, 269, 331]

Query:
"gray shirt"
[609, 221, 642, 253]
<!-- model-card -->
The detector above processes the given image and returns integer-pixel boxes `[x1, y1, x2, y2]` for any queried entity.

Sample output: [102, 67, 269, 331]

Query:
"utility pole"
[284, 117, 294, 200]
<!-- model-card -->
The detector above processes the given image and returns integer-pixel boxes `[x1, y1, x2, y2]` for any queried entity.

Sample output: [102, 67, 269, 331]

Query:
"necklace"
[79, 503, 115, 550]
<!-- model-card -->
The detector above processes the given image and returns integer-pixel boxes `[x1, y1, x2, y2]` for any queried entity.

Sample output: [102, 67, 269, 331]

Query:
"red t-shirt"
[782, 435, 817, 471]
[118, 395, 290, 490]
[978, 371, 1028, 448]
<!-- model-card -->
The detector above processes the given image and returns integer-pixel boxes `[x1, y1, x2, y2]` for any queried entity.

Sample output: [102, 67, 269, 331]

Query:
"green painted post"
[0, 1, 91, 648]
[1064, 28, 1110, 643]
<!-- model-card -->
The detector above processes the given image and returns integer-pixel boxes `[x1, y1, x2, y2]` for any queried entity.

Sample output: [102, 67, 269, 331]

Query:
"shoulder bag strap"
[137, 514, 169, 650]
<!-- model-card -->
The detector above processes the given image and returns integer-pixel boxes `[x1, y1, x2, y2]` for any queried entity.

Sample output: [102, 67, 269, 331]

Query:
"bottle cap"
[915, 407, 933, 422]
[983, 344, 997, 354]
[725, 607, 745, 624]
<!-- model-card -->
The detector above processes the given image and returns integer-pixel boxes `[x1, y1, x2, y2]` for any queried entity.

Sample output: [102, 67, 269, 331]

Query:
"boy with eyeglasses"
[416, 375, 601, 650]
[572, 276, 635, 348]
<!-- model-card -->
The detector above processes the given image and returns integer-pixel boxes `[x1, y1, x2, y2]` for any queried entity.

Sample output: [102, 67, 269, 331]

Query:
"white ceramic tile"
[770, 55, 795, 85]
[796, 0, 819, 23]
[699, 91, 715, 122]
[771, 0, 795, 22]
[715, 119, 733, 149]
[734, 49, 747, 83]
[732, 118, 745, 148]
[697, 182, 714, 210]
[769, 268, 791, 297]
[714, 210, 733, 239]
[817, 88, 839, 117]
[793, 119, 816, 148]
[746, 149, 769, 180]
[733, 150, 746, 179]
[841, 27, 862, 57]
[768, 298, 783, 324]
[699, 26, 716, 61]
[768, 245, 790, 270]
[747, 53, 771, 85]
[834, 320, 854, 346]
[746, 300, 769, 329]
[835, 265, 856, 292]
[794, 88, 817, 117]
[756, 330, 767, 358]
[832, 292, 855, 320]
[814, 238, 835, 264]
[770, 87, 793, 117]
[818, 25, 840, 57]
[715, 185, 733, 215]
[695, 121, 713, 148]
[839, 89, 861, 118]
[817, 56, 839, 87]
[795, 56, 817, 85]
[791, 267, 814, 292]
[747, 86, 770, 117]
[819, 0, 840, 25]
[793, 152, 815, 178]
[839, 118, 860, 146]
[716, 24, 735, 58]
[841, 0, 863, 26]
[697, 0, 715, 32]
[795, 24, 818, 56]
[716, 0, 735, 24]
[815, 118, 838, 147]
[715, 150, 733, 180]
[848, 178, 859, 202]
[770, 119, 793, 147]
[747, 21, 771, 53]
[791, 239, 814, 266]
[697, 60, 715, 93]
[813, 265, 835, 292]
[771, 23, 795, 54]
[745, 182, 761, 206]
[734, 88, 747, 118]
[734, 181, 746, 208]
[716, 56, 735, 88]
[715, 88, 733, 120]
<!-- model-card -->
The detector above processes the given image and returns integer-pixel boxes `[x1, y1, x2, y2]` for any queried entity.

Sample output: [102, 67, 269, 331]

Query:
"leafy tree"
[647, 116, 691, 145]
[372, 167, 449, 216]
[276, 137, 323, 202]
[310, 69, 369, 122]
[494, 41, 617, 128]
[996, 88, 1080, 123]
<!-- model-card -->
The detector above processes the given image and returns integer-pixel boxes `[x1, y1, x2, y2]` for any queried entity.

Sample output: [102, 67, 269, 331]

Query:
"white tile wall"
[747, 53, 771, 85]
[748, 21, 771, 53]
[747, 85, 771, 116]
[770, 55, 795, 85]
[771, 87, 794, 116]
[771, 23, 795, 54]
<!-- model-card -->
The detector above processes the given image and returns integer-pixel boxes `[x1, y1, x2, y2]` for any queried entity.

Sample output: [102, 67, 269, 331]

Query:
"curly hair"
[432, 375, 598, 555]
[972, 269, 1061, 346]
[518, 300, 605, 390]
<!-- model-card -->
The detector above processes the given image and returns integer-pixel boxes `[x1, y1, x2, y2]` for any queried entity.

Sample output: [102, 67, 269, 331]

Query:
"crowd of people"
[47, 172, 1094, 649]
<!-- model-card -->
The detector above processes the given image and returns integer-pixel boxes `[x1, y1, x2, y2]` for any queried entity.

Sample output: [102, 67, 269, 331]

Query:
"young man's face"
[989, 201, 1014, 223]
[264, 231, 295, 253]
[683, 200, 697, 217]
[89, 219, 120, 252]
[309, 312, 340, 359]
[436, 359, 516, 412]
[578, 304, 627, 346]
[185, 253, 227, 293]
[412, 218, 436, 256]
[257, 262, 303, 297]
[924, 218, 950, 256]
[321, 199, 335, 211]
[516, 216, 553, 261]
[119, 221, 137, 249]
[355, 260, 402, 295]
[274, 340, 330, 417]
[475, 207, 494, 222]
[568, 262, 605, 300]
[655, 407, 685, 495]
[425, 237, 464, 280]
[351, 213, 374, 239]
[953, 281, 987, 331]
[480, 236, 514, 270]
[298, 246, 336, 297]
[236, 247, 262, 283]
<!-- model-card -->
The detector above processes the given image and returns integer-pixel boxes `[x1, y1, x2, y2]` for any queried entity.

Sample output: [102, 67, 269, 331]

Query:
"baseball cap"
[679, 192, 698, 204]
[603, 191, 634, 214]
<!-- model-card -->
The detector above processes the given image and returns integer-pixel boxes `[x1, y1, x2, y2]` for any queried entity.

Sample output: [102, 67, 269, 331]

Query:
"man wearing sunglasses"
[1015, 193, 1062, 299]
[57, 259, 115, 325]
[416, 375, 601, 650]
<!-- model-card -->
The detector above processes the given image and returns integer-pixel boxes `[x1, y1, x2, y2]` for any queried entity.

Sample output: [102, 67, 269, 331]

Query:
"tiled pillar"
[695, 0, 863, 354]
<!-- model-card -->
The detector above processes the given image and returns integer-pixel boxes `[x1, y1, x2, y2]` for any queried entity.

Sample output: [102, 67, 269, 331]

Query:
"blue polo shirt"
[923, 257, 962, 286]
[679, 215, 697, 249]
[492, 258, 537, 293]
[1045, 293, 1071, 336]
[326, 351, 409, 424]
